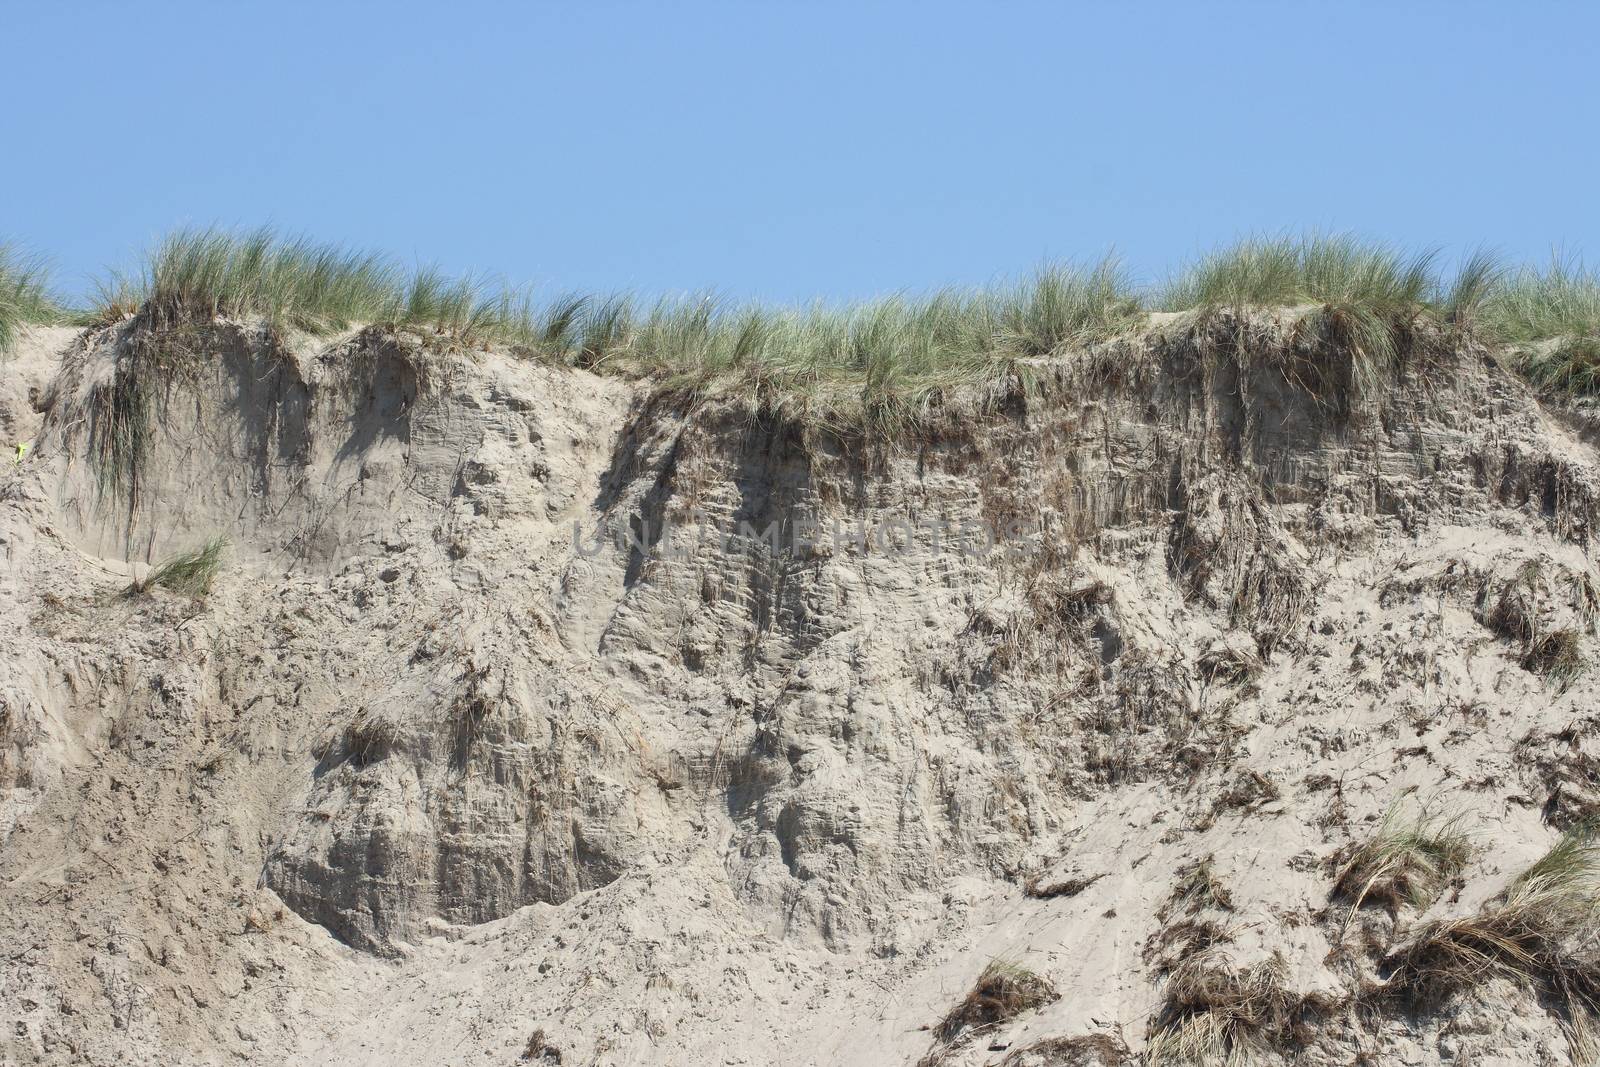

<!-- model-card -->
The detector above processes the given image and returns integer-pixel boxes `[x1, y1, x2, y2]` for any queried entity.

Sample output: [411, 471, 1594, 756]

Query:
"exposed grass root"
[82, 318, 302, 531]
[1483, 561, 1589, 684]
[991, 574, 1115, 677]
[1158, 236, 1451, 414]
[1169, 479, 1310, 655]
[104, 230, 1151, 438]
[339, 706, 407, 768]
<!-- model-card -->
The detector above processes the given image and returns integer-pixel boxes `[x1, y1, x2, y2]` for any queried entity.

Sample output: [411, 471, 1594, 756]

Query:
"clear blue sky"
[5, 1, 1596, 304]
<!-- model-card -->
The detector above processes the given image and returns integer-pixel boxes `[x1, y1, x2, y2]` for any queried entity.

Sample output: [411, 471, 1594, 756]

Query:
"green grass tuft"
[1333, 806, 1473, 918]
[1385, 821, 1600, 1010]
[1484, 260, 1600, 396]
[999, 259, 1143, 356]
[128, 536, 230, 599]
[541, 259, 1141, 433]
[1486, 259, 1600, 347]
[71, 227, 1600, 425]
[135, 227, 400, 332]
[1440, 247, 1507, 325]
[0, 242, 61, 356]
[1159, 234, 1436, 315]
[1159, 235, 1443, 403]
[105, 227, 549, 346]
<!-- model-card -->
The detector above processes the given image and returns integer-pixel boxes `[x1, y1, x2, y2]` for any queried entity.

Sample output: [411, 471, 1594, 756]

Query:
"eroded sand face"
[2, 316, 1599, 1065]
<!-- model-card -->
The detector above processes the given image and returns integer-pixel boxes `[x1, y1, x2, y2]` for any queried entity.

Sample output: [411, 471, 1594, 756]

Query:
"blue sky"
[4, 1, 1596, 304]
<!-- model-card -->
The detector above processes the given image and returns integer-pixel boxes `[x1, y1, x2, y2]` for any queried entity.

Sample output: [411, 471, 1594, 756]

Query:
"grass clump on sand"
[86, 227, 1600, 429]
[1524, 628, 1587, 685]
[94, 233, 1146, 434]
[925, 960, 1059, 1052]
[1383, 822, 1600, 1011]
[85, 231, 551, 501]
[103, 227, 542, 345]
[1333, 806, 1474, 918]
[0, 242, 60, 356]
[560, 260, 1142, 434]
[1482, 260, 1600, 398]
[1160, 235, 1437, 316]
[127, 536, 229, 599]
[1157, 235, 1451, 405]
[1145, 949, 1319, 1066]
[1484, 562, 1588, 685]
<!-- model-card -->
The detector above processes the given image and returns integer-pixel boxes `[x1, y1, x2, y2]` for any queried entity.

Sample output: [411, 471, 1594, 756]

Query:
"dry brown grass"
[1147, 858, 1238, 984]
[519, 1027, 561, 1063]
[1196, 646, 1263, 687]
[1485, 563, 1542, 644]
[342, 706, 406, 767]
[1024, 871, 1105, 900]
[1515, 715, 1600, 831]
[1566, 1001, 1600, 1067]
[1572, 570, 1600, 632]
[1382, 823, 1600, 1013]
[1145, 949, 1325, 1066]
[922, 959, 1059, 1059]
[1213, 770, 1281, 814]
[997, 1032, 1132, 1066]
[1078, 653, 1235, 788]
[990, 573, 1114, 677]
[1524, 628, 1586, 684]
[1332, 807, 1473, 919]
[1169, 480, 1310, 656]
[1484, 561, 1589, 685]
[1165, 856, 1234, 919]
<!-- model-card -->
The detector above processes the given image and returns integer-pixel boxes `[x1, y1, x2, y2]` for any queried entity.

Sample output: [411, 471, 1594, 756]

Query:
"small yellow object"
[13, 441, 29, 463]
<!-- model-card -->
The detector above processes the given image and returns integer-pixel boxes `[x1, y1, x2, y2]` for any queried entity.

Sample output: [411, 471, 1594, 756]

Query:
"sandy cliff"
[3, 311, 1600, 1065]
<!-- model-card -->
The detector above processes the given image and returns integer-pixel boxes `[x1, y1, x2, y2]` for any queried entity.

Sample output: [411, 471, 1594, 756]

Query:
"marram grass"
[127, 536, 229, 599]
[92, 229, 1150, 433]
[1484, 260, 1600, 395]
[1384, 821, 1600, 1014]
[0, 243, 60, 356]
[1334, 805, 1473, 917]
[106, 227, 529, 340]
[64, 229, 1600, 431]
[1158, 234, 1436, 314]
